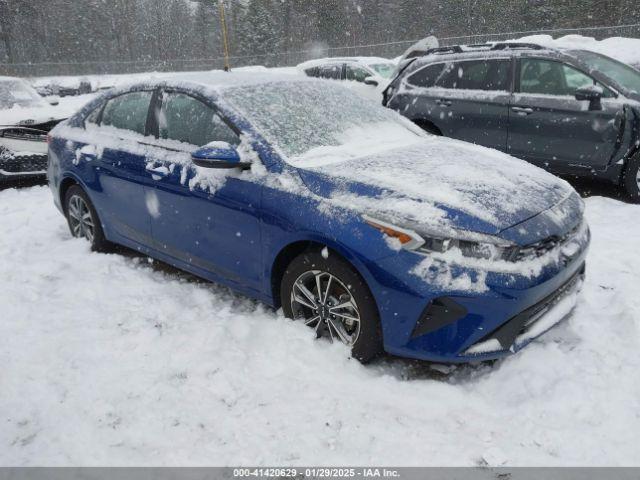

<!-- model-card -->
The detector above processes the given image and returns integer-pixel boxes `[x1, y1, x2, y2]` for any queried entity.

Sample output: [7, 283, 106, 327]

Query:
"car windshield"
[224, 80, 423, 166]
[369, 63, 395, 78]
[571, 50, 640, 95]
[0, 79, 46, 109]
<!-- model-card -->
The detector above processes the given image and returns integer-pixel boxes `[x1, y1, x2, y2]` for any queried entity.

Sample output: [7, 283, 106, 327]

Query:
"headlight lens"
[364, 215, 512, 260]
[418, 237, 508, 260]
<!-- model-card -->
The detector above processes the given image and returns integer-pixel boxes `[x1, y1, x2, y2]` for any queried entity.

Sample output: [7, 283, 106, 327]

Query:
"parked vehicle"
[48, 73, 589, 363]
[32, 78, 93, 98]
[1, 76, 65, 183]
[298, 57, 396, 87]
[383, 42, 640, 200]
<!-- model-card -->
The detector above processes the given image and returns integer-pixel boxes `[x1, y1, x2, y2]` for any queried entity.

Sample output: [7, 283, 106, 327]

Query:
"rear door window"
[100, 91, 153, 135]
[160, 92, 239, 147]
[319, 64, 342, 80]
[437, 59, 510, 91]
[407, 63, 445, 88]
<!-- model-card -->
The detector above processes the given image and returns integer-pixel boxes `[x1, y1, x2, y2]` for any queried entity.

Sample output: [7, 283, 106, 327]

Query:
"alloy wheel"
[290, 270, 361, 345]
[67, 194, 95, 243]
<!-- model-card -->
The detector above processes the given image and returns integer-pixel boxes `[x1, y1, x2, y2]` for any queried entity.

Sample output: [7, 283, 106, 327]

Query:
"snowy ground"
[1, 185, 639, 466]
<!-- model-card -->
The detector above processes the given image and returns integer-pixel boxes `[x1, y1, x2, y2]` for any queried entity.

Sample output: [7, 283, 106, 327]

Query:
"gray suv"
[383, 43, 640, 200]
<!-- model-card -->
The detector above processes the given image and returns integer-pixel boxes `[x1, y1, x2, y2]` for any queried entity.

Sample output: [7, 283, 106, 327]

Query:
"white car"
[0, 76, 64, 183]
[297, 57, 396, 87]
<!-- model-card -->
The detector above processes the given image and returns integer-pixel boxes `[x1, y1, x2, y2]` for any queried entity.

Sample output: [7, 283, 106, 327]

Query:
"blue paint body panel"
[48, 83, 590, 362]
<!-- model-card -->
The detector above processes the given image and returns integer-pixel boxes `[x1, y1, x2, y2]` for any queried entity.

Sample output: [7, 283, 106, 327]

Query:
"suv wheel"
[64, 185, 111, 252]
[280, 249, 383, 363]
[622, 154, 640, 202]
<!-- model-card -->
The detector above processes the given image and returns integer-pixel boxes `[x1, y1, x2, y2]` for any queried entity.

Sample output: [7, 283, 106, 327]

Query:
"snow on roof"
[296, 56, 395, 70]
[112, 70, 312, 95]
[514, 34, 640, 67]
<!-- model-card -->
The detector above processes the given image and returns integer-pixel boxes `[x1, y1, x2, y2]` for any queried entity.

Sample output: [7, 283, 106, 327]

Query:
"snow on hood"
[297, 133, 577, 235]
[0, 104, 64, 127]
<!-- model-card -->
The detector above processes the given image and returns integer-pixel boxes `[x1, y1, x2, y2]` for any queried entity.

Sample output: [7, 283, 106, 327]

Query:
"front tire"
[64, 185, 111, 252]
[280, 249, 383, 363]
[622, 154, 640, 202]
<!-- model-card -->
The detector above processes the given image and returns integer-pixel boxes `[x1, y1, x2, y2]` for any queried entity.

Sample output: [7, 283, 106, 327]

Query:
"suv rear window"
[438, 60, 511, 91]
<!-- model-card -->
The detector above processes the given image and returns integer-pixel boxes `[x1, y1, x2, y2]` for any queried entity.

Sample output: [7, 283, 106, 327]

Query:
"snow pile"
[0, 186, 639, 466]
[515, 34, 640, 68]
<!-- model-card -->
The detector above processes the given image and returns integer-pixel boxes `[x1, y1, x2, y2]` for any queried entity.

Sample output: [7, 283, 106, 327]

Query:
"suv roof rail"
[424, 45, 464, 55]
[419, 42, 547, 58]
[491, 42, 545, 50]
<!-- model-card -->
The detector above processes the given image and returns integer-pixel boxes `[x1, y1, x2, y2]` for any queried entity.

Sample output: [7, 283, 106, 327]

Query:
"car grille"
[504, 221, 587, 262]
[0, 153, 48, 173]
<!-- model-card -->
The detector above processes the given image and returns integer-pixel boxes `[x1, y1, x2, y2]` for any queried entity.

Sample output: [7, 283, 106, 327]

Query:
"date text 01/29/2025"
[232, 467, 400, 478]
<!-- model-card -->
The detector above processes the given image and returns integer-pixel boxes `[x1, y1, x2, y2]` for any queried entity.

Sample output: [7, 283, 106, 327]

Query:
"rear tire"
[64, 185, 112, 252]
[280, 248, 383, 363]
[622, 154, 640, 202]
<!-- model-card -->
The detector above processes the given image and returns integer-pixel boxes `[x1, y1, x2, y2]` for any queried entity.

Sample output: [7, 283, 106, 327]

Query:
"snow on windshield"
[223, 80, 421, 164]
[291, 121, 424, 167]
[369, 63, 395, 78]
[0, 79, 46, 109]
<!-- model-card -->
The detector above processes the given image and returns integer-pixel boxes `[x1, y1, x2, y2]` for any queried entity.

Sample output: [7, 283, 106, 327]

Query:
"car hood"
[0, 105, 62, 127]
[296, 136, 581, 242]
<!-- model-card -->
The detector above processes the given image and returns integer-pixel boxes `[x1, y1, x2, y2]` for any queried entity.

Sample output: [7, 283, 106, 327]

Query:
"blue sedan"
[47, 73, 589, 363]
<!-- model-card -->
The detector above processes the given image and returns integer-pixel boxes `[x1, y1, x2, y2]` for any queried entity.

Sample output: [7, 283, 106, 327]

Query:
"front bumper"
[0, 128, 48, 180]
[459, 263, 584, 360]
[0, 153, 48, 179]
[369, 222, 589, 363]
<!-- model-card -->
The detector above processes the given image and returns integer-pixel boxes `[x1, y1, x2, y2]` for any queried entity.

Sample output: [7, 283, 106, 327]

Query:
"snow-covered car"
[297, 57, 396, 87]
[0, 76, 65, 183]
[48, 73, 589, 363]
[32, 77, 93, 98]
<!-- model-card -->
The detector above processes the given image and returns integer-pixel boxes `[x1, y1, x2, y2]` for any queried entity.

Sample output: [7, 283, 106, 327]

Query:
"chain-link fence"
[2, 23, 640, 78]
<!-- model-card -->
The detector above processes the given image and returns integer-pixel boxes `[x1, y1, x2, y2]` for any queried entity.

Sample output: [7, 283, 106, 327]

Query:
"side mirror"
[191, 142, 250, 169]
[46, 95, 60, 106]
[364, 77, 379, 87]
[575, 86, 602, 111]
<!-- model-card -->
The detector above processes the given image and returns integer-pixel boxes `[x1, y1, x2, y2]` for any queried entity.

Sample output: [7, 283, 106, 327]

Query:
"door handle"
[512, 106, 534, 115]
[436, 98, 452, 107]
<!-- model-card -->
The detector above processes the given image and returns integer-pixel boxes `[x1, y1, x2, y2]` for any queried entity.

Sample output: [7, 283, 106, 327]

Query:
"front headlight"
[364, 215, 513, 260]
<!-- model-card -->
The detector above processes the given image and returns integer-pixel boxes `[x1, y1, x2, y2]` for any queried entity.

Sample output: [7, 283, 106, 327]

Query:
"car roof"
[115, 71, 310, 93]
[410, 42, 565, 63]
[401, 42, 585, 73]
[297, 56, 394, 70]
